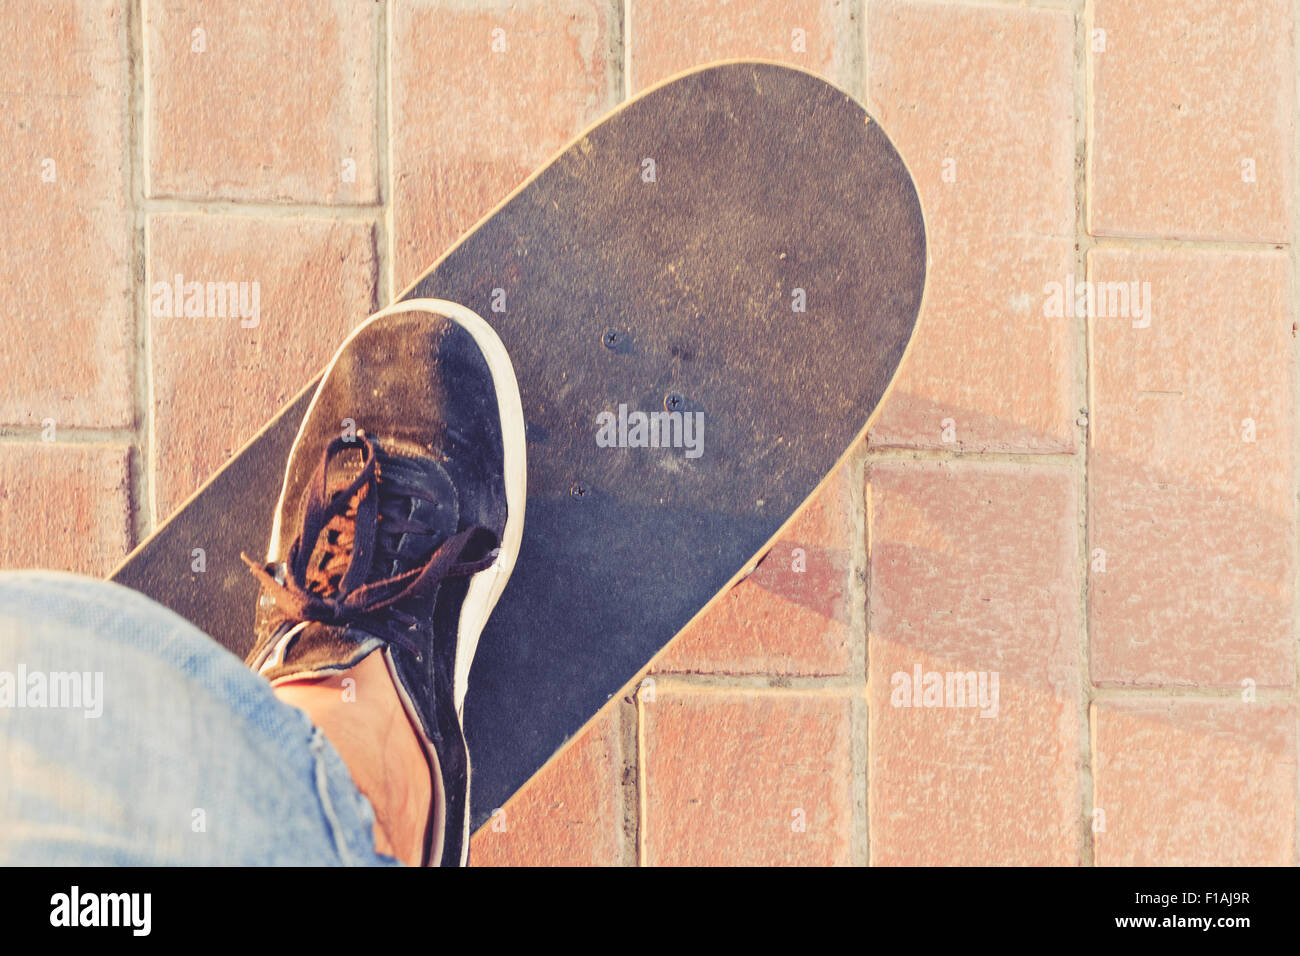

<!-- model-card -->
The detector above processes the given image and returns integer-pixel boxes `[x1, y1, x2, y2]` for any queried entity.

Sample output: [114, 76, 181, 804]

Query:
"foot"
[243, 299, 526, 866]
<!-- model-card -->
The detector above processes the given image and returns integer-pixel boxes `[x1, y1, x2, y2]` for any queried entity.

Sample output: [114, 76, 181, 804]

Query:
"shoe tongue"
[250, 438, 464, 685]
[322, 437, 461, 577]
[323, 442, 369, 491]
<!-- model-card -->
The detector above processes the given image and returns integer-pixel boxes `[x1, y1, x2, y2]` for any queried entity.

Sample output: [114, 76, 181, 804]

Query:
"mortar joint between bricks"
[1291, 0, 1300, 870]
[1074, 0, 1097, 868]
[126, 0, 153, 544]
[617, 695, 640, 867]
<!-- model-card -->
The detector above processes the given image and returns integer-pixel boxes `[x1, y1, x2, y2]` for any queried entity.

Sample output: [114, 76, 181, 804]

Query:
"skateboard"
[109, 61, 928, 830]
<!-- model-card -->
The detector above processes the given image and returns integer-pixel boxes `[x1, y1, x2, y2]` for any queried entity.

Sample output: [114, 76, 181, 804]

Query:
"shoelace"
[242, 433, 499, 657]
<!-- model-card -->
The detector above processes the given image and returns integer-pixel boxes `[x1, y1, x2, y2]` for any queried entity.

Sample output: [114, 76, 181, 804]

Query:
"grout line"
[1075, 0, 1096, 870]
[1089, 233, 1290, 253]
[141, 216, 158, 529]
[851, 692, 869, 867]
[617, 694, 640, 867]
[864, 446, 1077, 466]
[635, 688, 648, 866]
[1291, 0, 1300, 871]
[1092, 685, 1300, 701]
[642, 680, 1300, 701]
[843, 0, 866, 102]
[841, 230, 1288, 255]
[140, 197, 385, 221]
[0, 429, 139, 445]
[641, 674, 867, 695]
[127, 0, 152, 543]
[608, 0, 627, 105]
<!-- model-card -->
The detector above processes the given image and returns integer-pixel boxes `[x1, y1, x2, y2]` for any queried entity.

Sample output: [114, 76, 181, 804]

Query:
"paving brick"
[144, 0, 380, 204]
[867, 461, 1080, 865]
[1089, 248, 1294, 687]
[866, 2, 1076, 453]
[868, 0, 1075, 240]
[653, 460, 854, 676]
[1089, 0, 1295, 242]
[147, 214, 376, 520]
[1093, 699, 1296, 865]
[470, 705, 624, 866]
[642, 688, 854, 865]
[0, 0, 133, 428]
[390, 0, 617, 286]
[0, 444, 132, 576]
[868, 234, 1077, 453]
[629, 0, 853, 93]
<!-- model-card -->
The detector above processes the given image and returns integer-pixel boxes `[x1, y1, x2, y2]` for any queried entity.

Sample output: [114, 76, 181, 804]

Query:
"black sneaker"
[242, 299, 525, 867]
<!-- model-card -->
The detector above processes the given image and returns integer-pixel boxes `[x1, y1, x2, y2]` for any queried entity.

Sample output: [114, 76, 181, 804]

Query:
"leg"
[0, 571, 398, 866]
[241, 299, 525, 866]
[272, 655, 431, 865]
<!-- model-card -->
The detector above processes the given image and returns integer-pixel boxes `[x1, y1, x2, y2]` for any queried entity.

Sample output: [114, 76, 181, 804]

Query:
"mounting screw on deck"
[602, 329, 620, 349]
[570, 481, 589, 499]
[664, 392, 684, 411]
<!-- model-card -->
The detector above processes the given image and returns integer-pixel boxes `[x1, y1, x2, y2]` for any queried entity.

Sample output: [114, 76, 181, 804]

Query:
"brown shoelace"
[243, 434, 498, 656]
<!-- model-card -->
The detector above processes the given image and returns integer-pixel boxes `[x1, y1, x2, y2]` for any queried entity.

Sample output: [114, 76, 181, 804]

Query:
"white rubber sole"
[268, 297, 527, 866]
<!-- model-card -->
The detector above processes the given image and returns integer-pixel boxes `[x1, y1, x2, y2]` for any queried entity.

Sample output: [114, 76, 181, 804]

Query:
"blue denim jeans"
[0, 571, 399, 865]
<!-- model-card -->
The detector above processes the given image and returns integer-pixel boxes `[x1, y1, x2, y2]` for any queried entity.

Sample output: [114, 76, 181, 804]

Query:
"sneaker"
[242, 298, 526, 866]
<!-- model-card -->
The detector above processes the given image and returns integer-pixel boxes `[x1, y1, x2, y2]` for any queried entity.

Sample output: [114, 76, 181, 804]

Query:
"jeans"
[0, 571, 399, 866]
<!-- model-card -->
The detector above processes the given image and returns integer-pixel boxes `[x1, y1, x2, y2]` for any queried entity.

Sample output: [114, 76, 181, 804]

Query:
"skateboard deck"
[110, 61, 927, 830]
